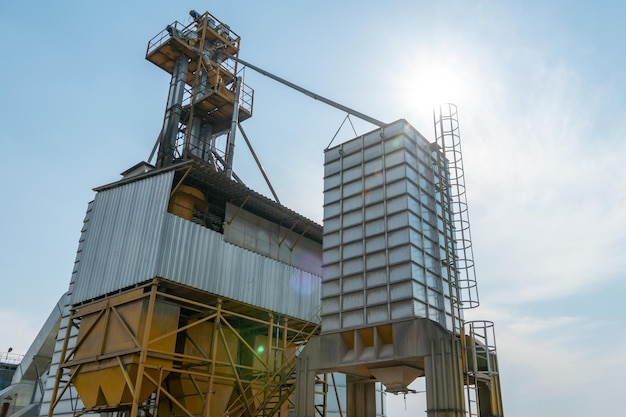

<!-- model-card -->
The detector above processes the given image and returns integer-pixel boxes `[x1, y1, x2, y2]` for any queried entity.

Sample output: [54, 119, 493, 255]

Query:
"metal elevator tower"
[146, 11, 254, 174]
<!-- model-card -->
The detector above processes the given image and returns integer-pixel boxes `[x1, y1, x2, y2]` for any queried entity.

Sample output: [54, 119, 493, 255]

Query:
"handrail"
[0, 351, 23, 365]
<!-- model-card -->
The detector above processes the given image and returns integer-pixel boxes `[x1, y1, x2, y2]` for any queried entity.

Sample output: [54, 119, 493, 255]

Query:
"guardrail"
[0, 352, 23, 365]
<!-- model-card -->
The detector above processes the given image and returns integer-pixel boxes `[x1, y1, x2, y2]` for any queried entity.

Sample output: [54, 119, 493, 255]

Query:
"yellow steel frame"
[47, 279, 320, 417]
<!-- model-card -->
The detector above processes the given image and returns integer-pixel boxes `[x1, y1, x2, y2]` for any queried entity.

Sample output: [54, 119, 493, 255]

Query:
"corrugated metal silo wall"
[69, 172, 173, 304]
[69, 171, 321, 321]
[157, 213, 321, 321]
[224, 202, 323, 277]
[321, 119, 453, 332]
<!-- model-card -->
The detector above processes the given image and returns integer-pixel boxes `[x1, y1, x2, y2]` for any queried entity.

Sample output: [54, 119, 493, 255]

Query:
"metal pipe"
[225, 77, 242, 179]
[225, 53, 387, 128]
[158, 55, 190, 167]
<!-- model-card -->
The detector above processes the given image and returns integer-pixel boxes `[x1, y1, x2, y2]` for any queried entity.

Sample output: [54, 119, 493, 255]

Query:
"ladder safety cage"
[433, 103, 480, 310]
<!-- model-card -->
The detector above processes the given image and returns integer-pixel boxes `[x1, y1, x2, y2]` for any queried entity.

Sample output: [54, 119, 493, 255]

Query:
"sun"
[389, 48, 477, 128]
[418, 67, 464, 107]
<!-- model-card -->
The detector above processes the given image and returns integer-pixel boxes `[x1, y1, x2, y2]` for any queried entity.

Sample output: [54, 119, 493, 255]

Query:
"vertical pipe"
[158, 55, 189, 168]
[189, 69, 213, 161]
[190, 118, 213, 161]
[225, 77, 242, 179]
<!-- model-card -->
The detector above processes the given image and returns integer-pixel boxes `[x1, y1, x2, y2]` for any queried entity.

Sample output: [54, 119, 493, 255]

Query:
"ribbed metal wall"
[158, 214, 321, 321]
[69, 170, 321, 321]
[224, 202, 323, 277]
[321, 120, 453, 332]
[69, 172, 173, 304]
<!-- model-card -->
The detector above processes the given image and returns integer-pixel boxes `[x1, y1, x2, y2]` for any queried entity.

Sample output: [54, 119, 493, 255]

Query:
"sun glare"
[390, 49, 477, 127]
[419, 67, 464, 106]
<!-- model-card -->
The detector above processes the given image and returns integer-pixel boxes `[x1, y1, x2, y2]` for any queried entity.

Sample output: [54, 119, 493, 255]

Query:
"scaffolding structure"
[48, 279, 319, 417]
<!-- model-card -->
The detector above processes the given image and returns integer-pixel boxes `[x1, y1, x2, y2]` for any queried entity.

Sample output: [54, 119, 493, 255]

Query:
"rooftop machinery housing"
[0, 10, 504, 417]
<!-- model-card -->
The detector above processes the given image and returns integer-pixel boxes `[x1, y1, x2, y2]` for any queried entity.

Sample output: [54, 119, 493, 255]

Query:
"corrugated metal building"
[38, 159, 329, 417]
[68, 166, 322, 320]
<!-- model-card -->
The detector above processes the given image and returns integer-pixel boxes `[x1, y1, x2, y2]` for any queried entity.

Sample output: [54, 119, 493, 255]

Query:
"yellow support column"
[130, 281, 158, 417]
[204, 298, 222, 417]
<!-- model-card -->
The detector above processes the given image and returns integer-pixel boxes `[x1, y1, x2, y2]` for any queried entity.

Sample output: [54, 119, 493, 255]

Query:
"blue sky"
[1, 1, 625, 416]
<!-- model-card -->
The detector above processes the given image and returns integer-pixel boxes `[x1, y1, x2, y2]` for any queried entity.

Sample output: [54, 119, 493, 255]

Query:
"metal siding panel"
[157, 214, 321, 321]
[70, 172, 174, 304]
[322, 120, 453, 331]
[69, 170, 320, 319]
[223, 203, 322, 277]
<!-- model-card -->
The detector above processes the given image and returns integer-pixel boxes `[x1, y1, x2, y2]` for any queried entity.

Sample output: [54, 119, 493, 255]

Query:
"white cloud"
[458, 44, 626, 304]
[469, 305, 626, 416]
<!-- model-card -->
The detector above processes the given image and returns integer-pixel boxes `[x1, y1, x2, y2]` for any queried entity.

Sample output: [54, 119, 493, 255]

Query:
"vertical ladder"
[314, 374, 329, 417]
[431, 140, 463, 336]
[433, 103, 483, 417]
[434, 103, 479, 311]
[464, 320, 502, 417]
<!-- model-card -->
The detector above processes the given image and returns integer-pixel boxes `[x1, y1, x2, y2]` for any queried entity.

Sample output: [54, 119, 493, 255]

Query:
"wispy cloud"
[384, 32, 626, 305]
[457, 43, 626, 304]
[473, 305, 626, 415]
[385, 27, 626, 416]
